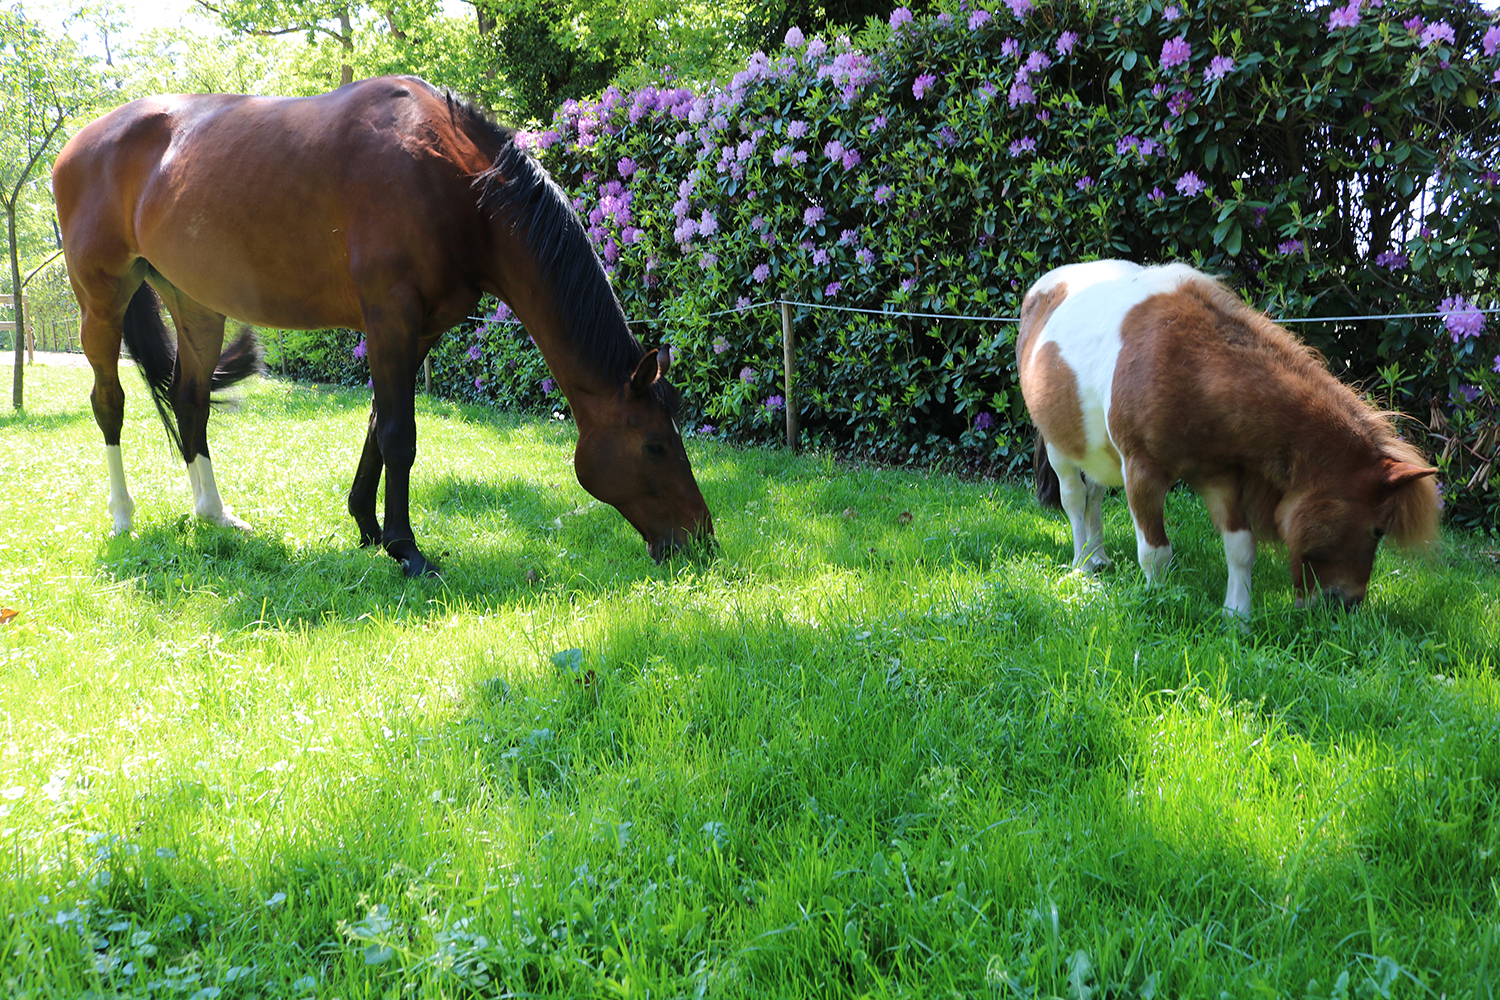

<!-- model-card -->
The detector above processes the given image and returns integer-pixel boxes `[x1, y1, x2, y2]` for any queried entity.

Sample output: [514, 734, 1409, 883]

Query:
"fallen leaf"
[898, 511, 914, 525]
[842, 507, 858, 519]
[0, 608, 17, 625]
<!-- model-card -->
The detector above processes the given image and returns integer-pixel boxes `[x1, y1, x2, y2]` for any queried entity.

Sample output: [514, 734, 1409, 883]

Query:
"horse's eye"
[645, 442, 668, 457]
[1372, 526, 1387, 540]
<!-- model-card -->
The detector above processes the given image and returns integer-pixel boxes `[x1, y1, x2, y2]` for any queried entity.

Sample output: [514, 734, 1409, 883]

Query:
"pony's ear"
[1382, 459, 1438, 491]
[630, 349, 661, 397]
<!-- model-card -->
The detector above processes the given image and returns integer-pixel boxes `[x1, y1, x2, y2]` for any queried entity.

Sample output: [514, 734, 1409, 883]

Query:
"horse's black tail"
[122, 282, 263, 460]
[1034, 431, 1063, 509]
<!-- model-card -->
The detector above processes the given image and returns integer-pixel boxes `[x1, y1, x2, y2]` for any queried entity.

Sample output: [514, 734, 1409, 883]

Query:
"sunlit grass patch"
[1, 364, 1497, 998]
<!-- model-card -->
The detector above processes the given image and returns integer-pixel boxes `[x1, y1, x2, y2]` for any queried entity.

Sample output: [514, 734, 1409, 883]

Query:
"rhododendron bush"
[285, 0, 1500, 528]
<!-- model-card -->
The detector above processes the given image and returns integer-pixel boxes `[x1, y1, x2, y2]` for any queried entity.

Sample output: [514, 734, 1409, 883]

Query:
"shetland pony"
[1017, 260, 1439, 617]
[52, 76, 714, 575]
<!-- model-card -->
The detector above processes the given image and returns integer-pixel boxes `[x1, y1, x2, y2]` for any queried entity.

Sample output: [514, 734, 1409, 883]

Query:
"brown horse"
[1018, 260, 1440, 618]
[52, 75, 713, 576]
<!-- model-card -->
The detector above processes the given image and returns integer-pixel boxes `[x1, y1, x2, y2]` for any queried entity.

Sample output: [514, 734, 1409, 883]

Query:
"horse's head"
[573, 347, 715, 561]
[1282, 457, 1438, 610]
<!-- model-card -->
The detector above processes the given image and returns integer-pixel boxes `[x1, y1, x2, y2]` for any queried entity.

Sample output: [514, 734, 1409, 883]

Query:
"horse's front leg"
[363, 335, 437, 577]
[347, 407, 384, 548]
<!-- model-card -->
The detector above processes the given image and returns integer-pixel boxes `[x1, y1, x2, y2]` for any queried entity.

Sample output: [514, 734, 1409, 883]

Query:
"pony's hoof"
[399, 555, 440, 578]
[213, 510, 253, 532]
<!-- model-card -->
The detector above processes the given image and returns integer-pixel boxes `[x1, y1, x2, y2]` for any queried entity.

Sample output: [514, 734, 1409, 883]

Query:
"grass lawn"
[2, 363, 1498, 999]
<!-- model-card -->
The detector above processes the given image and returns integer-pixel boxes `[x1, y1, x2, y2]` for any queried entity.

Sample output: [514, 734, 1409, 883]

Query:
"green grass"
[2, 364, 1498, 999]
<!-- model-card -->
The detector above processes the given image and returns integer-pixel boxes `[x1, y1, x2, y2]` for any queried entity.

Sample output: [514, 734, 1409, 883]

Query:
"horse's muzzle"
[649, 529, 718, 563]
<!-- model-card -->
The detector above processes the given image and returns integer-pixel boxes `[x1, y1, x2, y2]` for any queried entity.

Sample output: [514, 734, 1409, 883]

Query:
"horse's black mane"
[448, 94, 678, 415]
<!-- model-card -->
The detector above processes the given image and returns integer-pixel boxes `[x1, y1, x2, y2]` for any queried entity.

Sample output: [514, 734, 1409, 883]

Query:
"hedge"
[268, 0, 1500, 531]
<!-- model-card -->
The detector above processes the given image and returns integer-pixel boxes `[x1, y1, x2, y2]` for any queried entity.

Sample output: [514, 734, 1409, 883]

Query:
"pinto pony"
[1017, 260, 1439, 617]
[51, 76, 713, 575]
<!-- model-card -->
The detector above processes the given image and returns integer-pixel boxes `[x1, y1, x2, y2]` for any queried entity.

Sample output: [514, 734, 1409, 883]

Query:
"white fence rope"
[470, 301, 1500, 330]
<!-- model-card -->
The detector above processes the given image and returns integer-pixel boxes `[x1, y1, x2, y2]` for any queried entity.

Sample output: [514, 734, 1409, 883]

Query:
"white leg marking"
[1081, 477, 1111, 571]
[105, 444, 135, 536]
[190, 454, 252, 531]
[1053, 453, 1107, 572]
[1133, 523, 1172, 585]
[1222, 529, 1256, 620]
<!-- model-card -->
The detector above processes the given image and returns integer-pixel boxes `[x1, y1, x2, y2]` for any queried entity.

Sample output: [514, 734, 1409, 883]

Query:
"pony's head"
[573, 347, 715, 561]
[1281, 448, 1439, 609]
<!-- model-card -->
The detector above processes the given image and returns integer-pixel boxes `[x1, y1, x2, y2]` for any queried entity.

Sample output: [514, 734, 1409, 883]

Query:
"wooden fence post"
[781, 300, 798, 451]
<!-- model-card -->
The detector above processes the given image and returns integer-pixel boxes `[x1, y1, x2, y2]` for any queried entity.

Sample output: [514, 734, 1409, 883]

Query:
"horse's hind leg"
[152, 281, 250, 530]
[74, 262, 149, 535]
[348, 408, 384, 547]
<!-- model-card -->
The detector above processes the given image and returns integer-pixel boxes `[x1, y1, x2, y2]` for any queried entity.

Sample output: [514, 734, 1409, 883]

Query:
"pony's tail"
[122, 283, 183, 458]
[1034, 431, 1062, 509]
[123, 283, 263, 460]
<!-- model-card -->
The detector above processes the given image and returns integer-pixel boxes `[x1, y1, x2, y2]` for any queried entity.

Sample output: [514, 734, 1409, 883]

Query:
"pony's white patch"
[105, 444, 135, 535]
[1221, 529, 1256, 619]
[189, 454, 252, 530]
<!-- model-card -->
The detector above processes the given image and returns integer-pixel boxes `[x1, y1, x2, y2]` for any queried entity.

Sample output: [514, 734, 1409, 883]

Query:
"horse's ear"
[630, 349, 661, 397]
[1383, 459, 1438, 491]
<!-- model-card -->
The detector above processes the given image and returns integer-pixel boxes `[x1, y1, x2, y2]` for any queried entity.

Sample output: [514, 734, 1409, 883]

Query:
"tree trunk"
[340, 8, 354, 86]
[9, 204, 24, 410]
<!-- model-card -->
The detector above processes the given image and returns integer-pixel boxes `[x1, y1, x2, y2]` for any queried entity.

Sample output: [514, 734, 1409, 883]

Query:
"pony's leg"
[1201, 479, 1255, 620]
[1048, 445, 1108, 571]
[347, 407, 384, 547]
[1122, 460, 1172, 584]
[154, 283, 250, 530]
[1081, 476, 1111, 571]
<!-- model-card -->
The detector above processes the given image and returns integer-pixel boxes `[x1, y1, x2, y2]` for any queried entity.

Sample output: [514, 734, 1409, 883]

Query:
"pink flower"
[803, 205, 825, 226]
[1005, 0, 1033, 16]
[913, 73, 938, 99]
[753, 263, 771, 283]
[1402, 17, 1424, 37]
[1163, 5, 1182, 21]
[841, 148, 862, 170]
[1057, 31, 1079, 55]
[1161, 37, 1191, 69]
[824, 281, 842, 298]
[1277, 239, 1304, 255]
[1327, 1, 1360, 30]
[1419, 21, 1455, 48]
[788, 120, 809, 139]
[874, 184, 893, 203]
[889, 7, 913, 30]
[785, 26, 805, 48]
[1175, 171, 1206, 196]
[1008, 80, 1037, 107]
[968, 9, 992, 31]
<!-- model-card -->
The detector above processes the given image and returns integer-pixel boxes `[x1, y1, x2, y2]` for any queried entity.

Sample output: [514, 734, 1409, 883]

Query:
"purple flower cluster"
[913, 73, 938, 99]
[1116, 135, 1161, 159]
[1328, 1, 1361, 30]
[1009, 136, 1038, 156]
[1161, 37, 1192, 69]
[1278, 240, 1304, 255]
[1419, 21, 1455, 48]
[974, 412, 995, 431]
[1175, 171, 1206, 196]
[1441, 295, 1487, 342]
[1375, 250, 1409, 270]
[764, 394, 785, 412]
[1204, 55, 1235, 82]
[353, 339, 367, 360]
[1485, 26, 1500, 57]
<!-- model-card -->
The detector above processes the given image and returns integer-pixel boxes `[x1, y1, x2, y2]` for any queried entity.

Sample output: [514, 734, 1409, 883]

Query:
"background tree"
[2, 3, 96, 409]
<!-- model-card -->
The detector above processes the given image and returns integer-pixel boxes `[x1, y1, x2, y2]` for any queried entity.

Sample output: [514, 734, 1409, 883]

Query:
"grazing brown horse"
[52, 75, 713, 575]
[1018, 260, 1440, 618]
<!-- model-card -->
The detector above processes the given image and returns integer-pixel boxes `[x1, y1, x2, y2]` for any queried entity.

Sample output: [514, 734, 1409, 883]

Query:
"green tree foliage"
[1, 3, 96, 408]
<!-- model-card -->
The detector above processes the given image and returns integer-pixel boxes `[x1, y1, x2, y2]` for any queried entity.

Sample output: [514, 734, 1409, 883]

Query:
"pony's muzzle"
[1294, 587, 1363, 611]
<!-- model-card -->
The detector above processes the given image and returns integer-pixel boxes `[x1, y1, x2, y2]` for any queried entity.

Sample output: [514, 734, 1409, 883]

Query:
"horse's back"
[55, 77, 496, 331]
